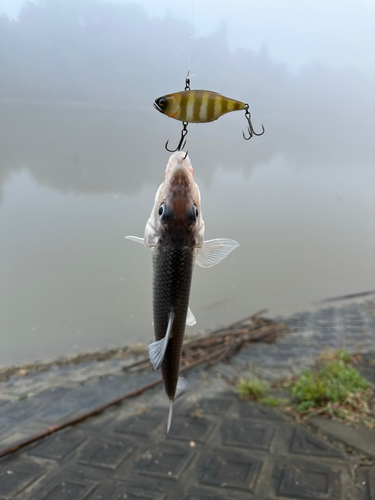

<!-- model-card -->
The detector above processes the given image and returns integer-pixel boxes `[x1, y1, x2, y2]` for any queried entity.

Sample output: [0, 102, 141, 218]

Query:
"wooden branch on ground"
[123, 313, 288, 373]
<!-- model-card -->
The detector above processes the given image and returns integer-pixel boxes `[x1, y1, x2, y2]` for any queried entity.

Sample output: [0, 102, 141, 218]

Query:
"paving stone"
[199, 449, 263, 493]
[0, 459, 42, 500]
[35, 386, 74, 401]
[114, 408, 165, 437]
[357, 353, 375, 384]
[78, 412, 116, 431]
[0, 430, 37, 448]
[199, 397, 233, 415]
[28, 430, 87, 461]
[77, 437, 136, 470]
[356, 468, 375, 500]
[36, 403, 80, 424]
[0, 417, 17, 436]
[134, 444, 195, 481]
[309, 416, 375, 458]
[105, 483, 167, 500]
[65, 388, 105, 408]
[238, 401, 283, 421]
[167, 416, 215, 444]
[178, 489, 232, 500]
[221, 419, 275, 451]
[0, 399, 40, 421]
[29, 473, 99, 500]
[273, 459, 341, 499]
[288, 428, 343, 458]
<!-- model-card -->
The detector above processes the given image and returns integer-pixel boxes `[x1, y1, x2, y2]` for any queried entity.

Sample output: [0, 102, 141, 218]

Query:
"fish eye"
[159, 204, 165, 218]
[188, 206, 198, 223]
[158, 98, 166, 107]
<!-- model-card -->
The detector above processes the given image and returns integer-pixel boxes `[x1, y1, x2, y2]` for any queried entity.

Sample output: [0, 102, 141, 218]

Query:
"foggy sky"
[1, 0, 375, 73]
[0, 0, 374, 199]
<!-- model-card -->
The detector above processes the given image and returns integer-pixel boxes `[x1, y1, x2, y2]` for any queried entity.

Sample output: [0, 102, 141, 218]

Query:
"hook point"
[165, 140, 178, 153]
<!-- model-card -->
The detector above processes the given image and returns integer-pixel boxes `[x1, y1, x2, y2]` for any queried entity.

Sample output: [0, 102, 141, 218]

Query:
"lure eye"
[158, 98, 166, 107]
[159, 204, 165, 218]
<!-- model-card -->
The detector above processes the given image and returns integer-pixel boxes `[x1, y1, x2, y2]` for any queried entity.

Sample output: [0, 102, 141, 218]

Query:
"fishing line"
[187, 0, 194, 75]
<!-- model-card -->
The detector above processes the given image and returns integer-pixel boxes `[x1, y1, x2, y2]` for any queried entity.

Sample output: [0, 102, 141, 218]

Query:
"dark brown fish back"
[152, 245, 194, 400]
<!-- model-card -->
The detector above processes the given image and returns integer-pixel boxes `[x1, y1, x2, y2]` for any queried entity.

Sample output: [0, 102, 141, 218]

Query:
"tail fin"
[166, 400, 174, 437]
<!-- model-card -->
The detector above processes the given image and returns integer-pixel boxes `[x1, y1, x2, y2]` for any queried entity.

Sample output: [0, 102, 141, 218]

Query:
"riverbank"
[0, 300, 374, 499]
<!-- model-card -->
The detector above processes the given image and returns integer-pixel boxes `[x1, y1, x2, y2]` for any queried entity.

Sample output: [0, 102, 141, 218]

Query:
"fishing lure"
[153, 74, 265, 152]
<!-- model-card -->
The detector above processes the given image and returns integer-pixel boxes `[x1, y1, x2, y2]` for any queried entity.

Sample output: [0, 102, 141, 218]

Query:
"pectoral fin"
[148, 312, 174, 371]
[195, 238, 239, 268]
[125, 236, 145, 244]
[186, 307, 196, 326]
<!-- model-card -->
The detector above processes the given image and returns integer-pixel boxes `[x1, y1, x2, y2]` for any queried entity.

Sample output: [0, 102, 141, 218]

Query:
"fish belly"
[152, 245, 194, 400]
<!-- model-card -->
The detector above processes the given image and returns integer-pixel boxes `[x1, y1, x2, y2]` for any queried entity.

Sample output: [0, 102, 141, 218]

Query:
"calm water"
[0, 2, 374, 366]
[0, 99, 374, 366]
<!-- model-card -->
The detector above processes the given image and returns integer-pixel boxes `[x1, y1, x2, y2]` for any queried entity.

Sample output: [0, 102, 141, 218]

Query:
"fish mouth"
[166, 152, 194, 182]
[153, 101, 162, 112]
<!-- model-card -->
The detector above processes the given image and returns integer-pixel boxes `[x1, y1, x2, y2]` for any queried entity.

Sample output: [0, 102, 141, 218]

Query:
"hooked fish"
[154, 90, 246, 123]
[126, 151, 239, 434]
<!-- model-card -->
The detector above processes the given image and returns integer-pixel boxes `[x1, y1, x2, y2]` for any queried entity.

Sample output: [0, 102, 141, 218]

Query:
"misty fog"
[0, 0, 374, 365]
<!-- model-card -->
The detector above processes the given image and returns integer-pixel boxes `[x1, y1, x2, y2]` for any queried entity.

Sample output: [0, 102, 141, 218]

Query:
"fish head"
[145, 152, 204, 247]
[153, 94, 179, 118]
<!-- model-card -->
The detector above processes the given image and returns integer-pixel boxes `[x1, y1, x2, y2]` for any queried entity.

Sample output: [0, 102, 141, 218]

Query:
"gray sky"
[1, 0, 375, 73]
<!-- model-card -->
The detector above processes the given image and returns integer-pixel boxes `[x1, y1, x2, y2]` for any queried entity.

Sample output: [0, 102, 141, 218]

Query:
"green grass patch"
[290, 359, 369, 411]
[236, 376, 269, 401]
[258, 395, 289, 407]
[285, 350, 374, 428]
[236, 377, 289, 408]
[237, 350, 374, 429]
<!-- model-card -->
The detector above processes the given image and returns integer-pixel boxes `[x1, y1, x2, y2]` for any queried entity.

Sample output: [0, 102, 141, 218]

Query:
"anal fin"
[175, 377, 187, 400]
[186, 307, 196, 326]
[148, 312, 174, 371]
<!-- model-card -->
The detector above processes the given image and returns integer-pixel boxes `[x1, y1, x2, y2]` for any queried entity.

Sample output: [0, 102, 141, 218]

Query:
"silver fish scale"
[152, 244, 194, 400]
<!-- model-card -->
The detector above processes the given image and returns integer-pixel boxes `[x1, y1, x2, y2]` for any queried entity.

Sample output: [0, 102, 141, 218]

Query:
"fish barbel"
[126, 152, 239, 434]
[153, 90, 246, 123]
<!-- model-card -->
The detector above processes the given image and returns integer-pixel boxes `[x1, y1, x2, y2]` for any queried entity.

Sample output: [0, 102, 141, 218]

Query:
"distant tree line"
[0, 0, 195, 103]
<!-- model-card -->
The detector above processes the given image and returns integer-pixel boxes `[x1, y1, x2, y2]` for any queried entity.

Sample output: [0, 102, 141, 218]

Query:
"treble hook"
[165, 121, 189, 153]
[164, 73, 191, 155]
[242, 104, 265, 140]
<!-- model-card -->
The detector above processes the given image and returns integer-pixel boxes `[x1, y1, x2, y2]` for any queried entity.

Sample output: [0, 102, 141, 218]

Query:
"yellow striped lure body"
[153, 85, 265, 152]
[153, 90, 245, 123]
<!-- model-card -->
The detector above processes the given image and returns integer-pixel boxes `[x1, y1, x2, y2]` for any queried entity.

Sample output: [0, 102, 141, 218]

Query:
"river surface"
[0, 97, 374, 366]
